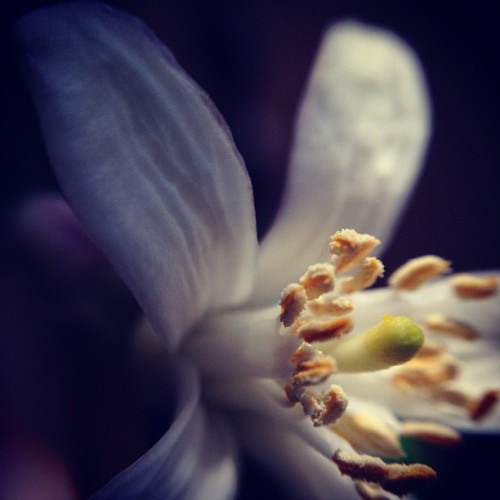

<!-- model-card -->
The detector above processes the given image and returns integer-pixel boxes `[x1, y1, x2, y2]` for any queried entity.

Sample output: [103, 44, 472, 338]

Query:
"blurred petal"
[0, 432, 78, 500]
[92, 358, 238, 499]
[254, 22, 430, 304]
[14, 2, 257, 350]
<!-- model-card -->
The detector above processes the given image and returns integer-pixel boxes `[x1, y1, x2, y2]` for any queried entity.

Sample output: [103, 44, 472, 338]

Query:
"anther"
[469, 390, 499, 421]
[436, 388, 498, 422]
[292, 357, 338, 386]
[300, 385, 348, 426]
[329, 229, 380, 273]
[341, 257, 385, 294]
[399, 421, 461, 446]
[393, 343, 459, 387]
[331, 413, 404, 458]
[299, 263, 336, 299]
[424, 313, 479, 340]
[451, 274, 498, 299]
[388, 255, 451, 291]
[297, 316, 354, 343]
[290, 342, 320, 366]
[306, 294, 355, 316]
[332, 449, 437, 496]
[280, 283, 307, 327]
[391, 356, 459, 388]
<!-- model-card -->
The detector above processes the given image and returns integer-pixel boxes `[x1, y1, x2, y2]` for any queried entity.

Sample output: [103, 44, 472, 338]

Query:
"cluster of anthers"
[278, 228, 498, 499]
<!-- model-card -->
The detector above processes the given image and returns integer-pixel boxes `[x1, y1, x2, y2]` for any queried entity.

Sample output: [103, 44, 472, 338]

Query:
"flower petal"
[236, 415, 359, 500]
[184, 305, 297, 378]
[14, 3, 257, 350]
[253, 22, 430, 304]
[209, 377, 358, 498]
[91, 358, 238, 499]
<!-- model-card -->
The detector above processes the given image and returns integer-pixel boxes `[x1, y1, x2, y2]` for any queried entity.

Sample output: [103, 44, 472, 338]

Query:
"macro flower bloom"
[14, 2, 500, 499]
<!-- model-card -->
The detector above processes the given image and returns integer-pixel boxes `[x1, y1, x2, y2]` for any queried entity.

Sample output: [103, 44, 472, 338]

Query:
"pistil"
[325, 315, 424, 373]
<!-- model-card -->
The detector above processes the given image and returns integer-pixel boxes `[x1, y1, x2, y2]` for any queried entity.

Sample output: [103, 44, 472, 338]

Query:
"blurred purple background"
[1, 1, 499, 499]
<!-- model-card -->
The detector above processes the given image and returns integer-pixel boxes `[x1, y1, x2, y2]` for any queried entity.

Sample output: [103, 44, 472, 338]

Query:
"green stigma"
[327, 315, 424, 373]
[365, 315, 424, 365]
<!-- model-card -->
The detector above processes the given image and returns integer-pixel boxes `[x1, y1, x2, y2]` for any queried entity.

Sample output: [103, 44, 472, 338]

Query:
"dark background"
[1, 1, 499, 499]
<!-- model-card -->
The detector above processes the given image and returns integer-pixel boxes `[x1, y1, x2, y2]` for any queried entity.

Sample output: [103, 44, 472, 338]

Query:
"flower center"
[277, 228, 498, 497]
[279, 229, 426, 427]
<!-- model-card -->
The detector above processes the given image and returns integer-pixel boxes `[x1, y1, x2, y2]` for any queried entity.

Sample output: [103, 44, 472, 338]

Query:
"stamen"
[290, 342, 320, 366]
[391, 343, 459, 387]
[329, 229, 380, 273]
[332, 449, 437, 496]
[331, 413, 404, 458]
[327, 316, 424, 373]
[292, 357, 338, 386]
[341, 257, 385, 294]
[451, 274, 498, 299]
[306, 294, 355, 316]
[388, 255, 451, 291]
[280, 283, 307, 327]
[299, 263, 336, 299]
[393, 368, 498, 422]
[287, 343, 347, 424]
[297, 316, 354, 343]
[399, 421, 461, 445]
[391, 358, 459, 387]
[430, 388, 498, 421]
[424, 313, 479, 340]
[300, 385, 348, 426]
[469, 390, 499, 421]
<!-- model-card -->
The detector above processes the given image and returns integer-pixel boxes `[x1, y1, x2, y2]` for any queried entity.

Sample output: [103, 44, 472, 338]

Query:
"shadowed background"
[1, 1, 499, 499]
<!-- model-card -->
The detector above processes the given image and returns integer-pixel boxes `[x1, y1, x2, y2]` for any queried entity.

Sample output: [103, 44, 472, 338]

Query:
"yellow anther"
[391, 354, 459, 388]
[292, 357, 338, 386]
[399, 421, 461, 446]
[451, 274, 498, 299]
[300, 385, 348, 426]
[306, 294, 355, 316]
[410, 340, 444, 358]
[280, 283, 307, 327]
[327, 316, 424, 373]
[424, 313, 479, 340]
[289, 342, 320, 366]
[297, 316, 354, 343]
[329, 229, 380, 273]
[332, 449, 437, 496]
[299, 262, 336, 299]
[341, 257, 385, 294]
[331, 412, 404, 458]
[409, 386, 499, 422]
[388, 255, 451, 291]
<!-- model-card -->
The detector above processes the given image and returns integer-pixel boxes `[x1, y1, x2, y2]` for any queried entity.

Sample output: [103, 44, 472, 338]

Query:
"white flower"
[15, 3, 499, 499]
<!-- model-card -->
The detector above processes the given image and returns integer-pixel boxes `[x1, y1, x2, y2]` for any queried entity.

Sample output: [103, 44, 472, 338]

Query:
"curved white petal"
[14, 3, 257, 350]
[209, 378, 358, 498]
[254, 22, 430, 304]
[236, 415, 359, 500]
[91, 358, 238, 499]
[183, 305, 297, 378]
